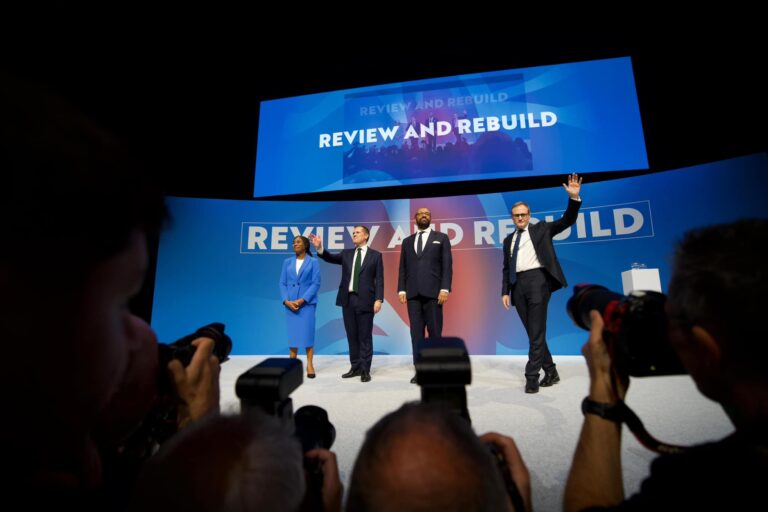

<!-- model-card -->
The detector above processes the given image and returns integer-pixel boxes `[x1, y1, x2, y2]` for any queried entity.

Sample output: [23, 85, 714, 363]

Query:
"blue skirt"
[285, 303, 316, 348]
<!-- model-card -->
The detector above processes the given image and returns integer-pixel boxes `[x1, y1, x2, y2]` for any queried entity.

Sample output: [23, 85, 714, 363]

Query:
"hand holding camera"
[480, 432, 531, 512]
[167, 336, 221, 428]
[567, 285, 690, 453]
[581, 310, 627, 403]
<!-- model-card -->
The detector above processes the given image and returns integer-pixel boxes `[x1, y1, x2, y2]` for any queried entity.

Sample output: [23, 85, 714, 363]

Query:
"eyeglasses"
[512, 213, 529, 219]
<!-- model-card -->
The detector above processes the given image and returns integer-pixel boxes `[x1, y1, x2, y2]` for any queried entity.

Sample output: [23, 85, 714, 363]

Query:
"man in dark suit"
[398, 207, 453, 383]
[310, 227, 384, 382]
[502, 173, 582, 394]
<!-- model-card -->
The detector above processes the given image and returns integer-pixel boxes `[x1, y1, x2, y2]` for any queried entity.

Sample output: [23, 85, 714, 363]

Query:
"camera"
[235, 358, 336, 452]
[97, 323, 234, 500]
[566, 284, 685, 377]
[415, 337, 524, 508]
[236, 358, 335, 512]
[414, 337, 472, 422]
[158, 322, 232, 372]
[146, 323, 234, 442]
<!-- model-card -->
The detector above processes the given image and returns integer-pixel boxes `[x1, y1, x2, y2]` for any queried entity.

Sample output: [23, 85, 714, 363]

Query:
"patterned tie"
[509, 229, 524, 285]
[416, 230, 425, 256]
[352, 247, 362, 292]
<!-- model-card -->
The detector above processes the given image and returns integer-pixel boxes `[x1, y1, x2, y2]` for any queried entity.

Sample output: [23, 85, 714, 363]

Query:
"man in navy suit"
[398, 207, 453, 383]
[502, 173, 582, 393]
[310, 227, 384, 382]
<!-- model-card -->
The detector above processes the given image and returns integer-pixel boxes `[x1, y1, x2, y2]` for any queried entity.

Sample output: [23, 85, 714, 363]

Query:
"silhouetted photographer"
[237, 358, 341, 512]
[347, 338, 531, 512]
[564, 220, 768, 511]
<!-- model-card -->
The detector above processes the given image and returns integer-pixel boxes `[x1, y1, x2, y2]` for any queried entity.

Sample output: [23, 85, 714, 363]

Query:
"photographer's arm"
[167, 337, 221, 430]
[304, 448, 343, 512]
[564, 312, 626, 512]
[478, 432, 531, 512]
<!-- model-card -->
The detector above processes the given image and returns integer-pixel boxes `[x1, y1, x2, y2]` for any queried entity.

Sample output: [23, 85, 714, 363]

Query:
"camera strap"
[582, 397, 690, 455]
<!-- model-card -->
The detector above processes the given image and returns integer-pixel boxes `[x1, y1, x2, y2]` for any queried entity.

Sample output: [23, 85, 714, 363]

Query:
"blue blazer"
[280, 255, 321, 304]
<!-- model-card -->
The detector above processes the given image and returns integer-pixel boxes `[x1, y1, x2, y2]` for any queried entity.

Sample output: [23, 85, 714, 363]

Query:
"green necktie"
[353, 247, 362, 293]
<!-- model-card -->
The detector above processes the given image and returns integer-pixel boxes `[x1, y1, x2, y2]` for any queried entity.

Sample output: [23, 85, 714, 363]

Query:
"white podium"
[621, 268, 662, 295]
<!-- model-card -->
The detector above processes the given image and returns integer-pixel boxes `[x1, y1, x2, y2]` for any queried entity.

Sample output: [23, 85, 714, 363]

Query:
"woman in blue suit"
[280, 235, 321, 377]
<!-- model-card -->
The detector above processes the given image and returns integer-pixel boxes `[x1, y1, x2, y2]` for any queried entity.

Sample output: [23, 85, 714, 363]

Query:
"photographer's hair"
[667, 219, 768, 382]
[346, 402, 509, 512]
[130, 412, 306, 512]
[1, 72, 167, 283]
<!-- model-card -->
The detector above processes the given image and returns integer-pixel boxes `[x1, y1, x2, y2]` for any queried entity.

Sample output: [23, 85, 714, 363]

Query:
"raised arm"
[562, 172, 582, 199]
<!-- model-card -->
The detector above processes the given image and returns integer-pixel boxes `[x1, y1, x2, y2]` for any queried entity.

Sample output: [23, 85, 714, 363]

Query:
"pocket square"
[432, 240, 441, 244]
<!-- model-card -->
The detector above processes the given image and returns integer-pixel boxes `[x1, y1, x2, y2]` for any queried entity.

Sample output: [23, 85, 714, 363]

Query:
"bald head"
[347, 403, 510, 512]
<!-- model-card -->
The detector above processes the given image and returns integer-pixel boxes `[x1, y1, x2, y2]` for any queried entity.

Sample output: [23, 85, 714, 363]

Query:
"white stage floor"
[219, 355, 733, 511]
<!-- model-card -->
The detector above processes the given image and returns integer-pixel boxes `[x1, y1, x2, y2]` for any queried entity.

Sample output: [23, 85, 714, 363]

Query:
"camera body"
[235, 358, 336, 452]
[567, 284, 685, 377]
[236, 358, 335, 512]
[414, 337, 472, 422]
[158, 322, 232, 371]
[236, 358, 302, 420]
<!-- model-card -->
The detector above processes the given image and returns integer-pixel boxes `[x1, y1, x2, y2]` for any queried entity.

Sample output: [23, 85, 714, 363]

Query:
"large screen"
[156, 154, 766, 355]
[254, 57, 648, 197]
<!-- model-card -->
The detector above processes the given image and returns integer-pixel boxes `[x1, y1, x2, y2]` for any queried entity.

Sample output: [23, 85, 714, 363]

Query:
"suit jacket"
[398, 230, 453, 299]
[279, 256, 321, 304]
[319, 246, 384, 309]
[501, 198, 581, 296]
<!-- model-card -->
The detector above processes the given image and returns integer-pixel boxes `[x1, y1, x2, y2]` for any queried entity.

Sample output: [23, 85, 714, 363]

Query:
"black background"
[5, 26, 765, 322]
[7, 28, 764, 201]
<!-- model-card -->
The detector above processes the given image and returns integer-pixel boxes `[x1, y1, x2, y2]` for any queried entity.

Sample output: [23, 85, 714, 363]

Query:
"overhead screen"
[156, 154, 766, 355]
[254, 57, 647, 197]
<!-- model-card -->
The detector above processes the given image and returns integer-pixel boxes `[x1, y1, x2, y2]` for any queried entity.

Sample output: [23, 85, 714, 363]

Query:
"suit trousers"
[512, 268, 555, 377]
[407, 295, 443, 363]
[342, 293, 374, 372]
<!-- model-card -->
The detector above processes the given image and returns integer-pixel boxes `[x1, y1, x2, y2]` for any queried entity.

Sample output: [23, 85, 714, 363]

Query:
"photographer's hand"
[479, 432, 531, 512]
[582, 311, 628, 402]
[565, 310, 626, 511]
[305, 448, 343, 512]
[168, 337, 221, 429]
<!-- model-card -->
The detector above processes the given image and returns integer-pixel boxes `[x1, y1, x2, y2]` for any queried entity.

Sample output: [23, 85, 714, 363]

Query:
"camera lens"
[294, 405, 336, 453]
[566, 284, 623, 330]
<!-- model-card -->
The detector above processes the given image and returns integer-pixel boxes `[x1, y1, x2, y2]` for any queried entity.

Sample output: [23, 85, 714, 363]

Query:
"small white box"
[621, 268, 662, 295]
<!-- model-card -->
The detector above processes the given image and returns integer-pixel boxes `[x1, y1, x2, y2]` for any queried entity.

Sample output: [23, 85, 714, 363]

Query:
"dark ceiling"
[6, 29, 765, 201]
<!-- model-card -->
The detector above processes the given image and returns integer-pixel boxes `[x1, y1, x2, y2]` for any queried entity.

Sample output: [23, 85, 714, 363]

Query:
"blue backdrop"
[155, 154, 766, 355]
[254, 57, 647, 196]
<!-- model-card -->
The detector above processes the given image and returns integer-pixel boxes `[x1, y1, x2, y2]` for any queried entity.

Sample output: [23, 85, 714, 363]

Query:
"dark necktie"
[416, 230, 425, 256]
[509, 229, 524, 285]
[352, 247, 362, 292]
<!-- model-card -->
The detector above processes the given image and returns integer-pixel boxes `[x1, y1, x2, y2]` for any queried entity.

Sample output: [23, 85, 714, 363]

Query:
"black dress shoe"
[361, 371, 371, 382]
[342, 368, 361, 378]
[525, 377, 539, 394]
[410, 375, 417, 384]
[539, 368, 560, 387]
